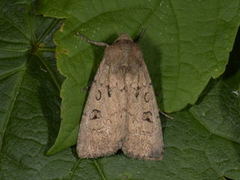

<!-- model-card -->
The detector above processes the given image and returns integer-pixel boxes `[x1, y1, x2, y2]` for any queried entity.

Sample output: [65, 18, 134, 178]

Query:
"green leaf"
[0, 0, 75, 179]
[39, 0, 240, 155]
[190, 73, 240, 144]
[1, 0, 240, 179]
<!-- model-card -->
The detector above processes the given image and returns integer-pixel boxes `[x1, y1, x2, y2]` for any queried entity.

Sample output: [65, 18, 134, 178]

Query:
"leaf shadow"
[27, 54, 63, 153]
[223, 26, 240, 78]
[219, 25, 240, 160]
[138, 35, 166, 132]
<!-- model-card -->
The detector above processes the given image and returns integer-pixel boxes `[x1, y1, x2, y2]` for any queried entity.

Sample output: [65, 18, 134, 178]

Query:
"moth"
[76, 33, 164, 160]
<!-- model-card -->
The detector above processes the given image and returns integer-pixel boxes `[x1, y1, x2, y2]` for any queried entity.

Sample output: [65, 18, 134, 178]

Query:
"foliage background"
[0, 0, 240, 179]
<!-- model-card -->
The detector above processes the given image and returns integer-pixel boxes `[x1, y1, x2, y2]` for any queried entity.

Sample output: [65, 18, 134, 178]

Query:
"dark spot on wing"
[142, 111, 153, 123]
[90, 109, 102, 120]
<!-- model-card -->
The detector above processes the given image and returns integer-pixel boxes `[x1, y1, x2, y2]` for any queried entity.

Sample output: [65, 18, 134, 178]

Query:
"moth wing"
[77, 56, 126, 158]
[122, 58, 164, 160]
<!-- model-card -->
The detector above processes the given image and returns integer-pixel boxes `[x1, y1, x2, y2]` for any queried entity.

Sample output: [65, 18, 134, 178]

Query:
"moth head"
[115, 34, 133, 42]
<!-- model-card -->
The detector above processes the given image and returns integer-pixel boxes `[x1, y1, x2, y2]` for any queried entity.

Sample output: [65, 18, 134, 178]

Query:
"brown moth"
[76, 34, 164, 160]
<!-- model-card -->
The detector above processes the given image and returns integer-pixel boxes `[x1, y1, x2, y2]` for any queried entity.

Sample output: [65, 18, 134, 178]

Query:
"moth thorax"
[115, 34, 133, 42]
[119, 65, 129, 74]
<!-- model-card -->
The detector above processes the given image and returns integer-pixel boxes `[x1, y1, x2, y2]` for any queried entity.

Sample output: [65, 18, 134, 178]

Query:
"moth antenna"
[75, 32, 109, 47]
[134, 27, 147, 42]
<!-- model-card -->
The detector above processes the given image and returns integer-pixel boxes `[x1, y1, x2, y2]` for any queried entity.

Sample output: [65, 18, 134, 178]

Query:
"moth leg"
[159, 110, 174, 120]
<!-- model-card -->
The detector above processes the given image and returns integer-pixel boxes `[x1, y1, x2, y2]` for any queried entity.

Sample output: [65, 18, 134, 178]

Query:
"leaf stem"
[93, 159, 107, 180]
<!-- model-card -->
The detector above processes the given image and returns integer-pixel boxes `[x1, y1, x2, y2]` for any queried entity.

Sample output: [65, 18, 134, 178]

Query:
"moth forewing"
[77, 34, 164, 160]
[122, 56, 164, 160]
[76, 51, 126, 158]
